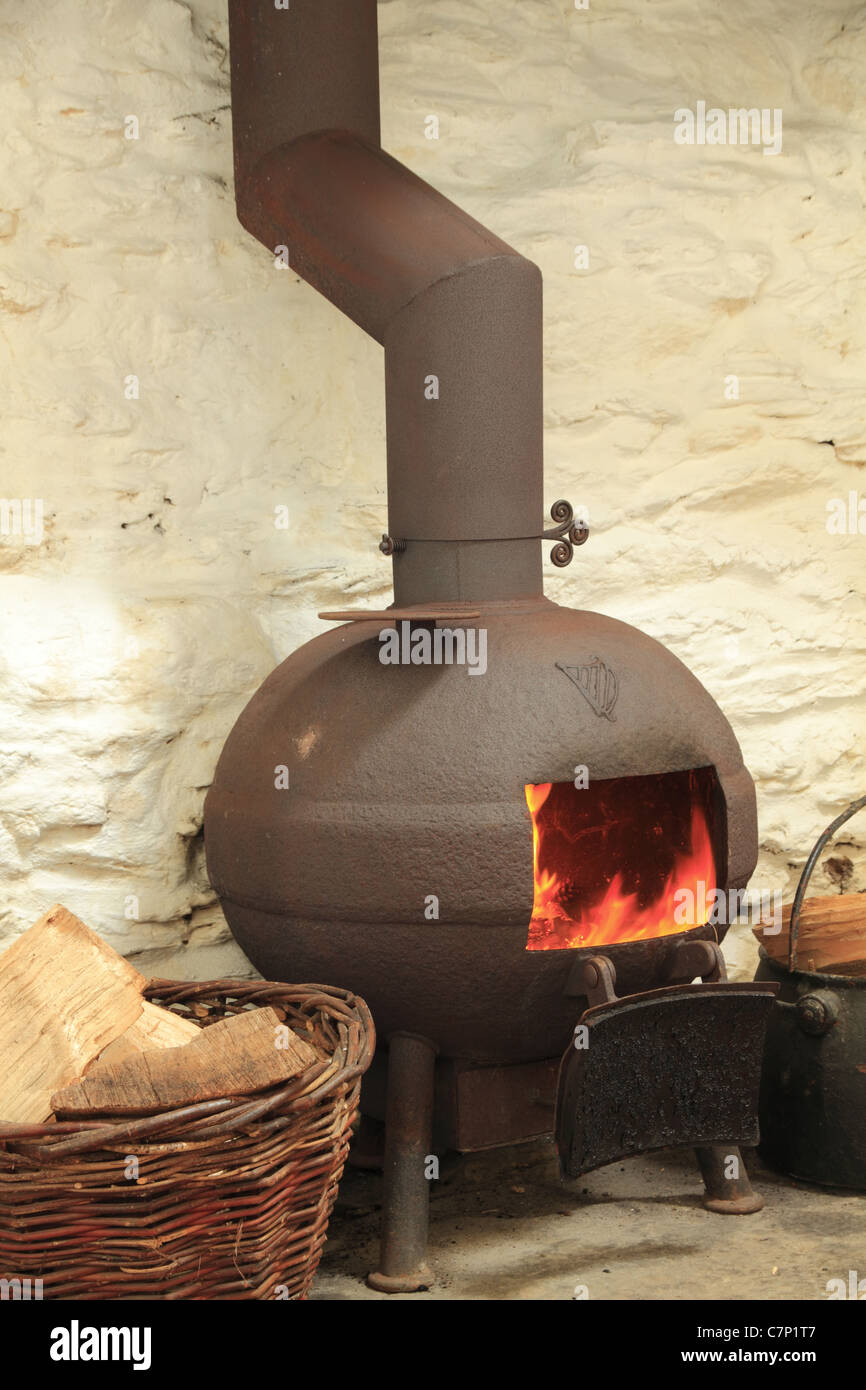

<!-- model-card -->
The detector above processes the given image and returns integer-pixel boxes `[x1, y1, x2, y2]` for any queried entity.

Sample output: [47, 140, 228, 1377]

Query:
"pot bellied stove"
[205, 0, 779, 1292]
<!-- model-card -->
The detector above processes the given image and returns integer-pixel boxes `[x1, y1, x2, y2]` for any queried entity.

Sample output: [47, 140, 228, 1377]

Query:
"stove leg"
[695, 1145, 764, 1214]
[367, 1032, 437, 1293]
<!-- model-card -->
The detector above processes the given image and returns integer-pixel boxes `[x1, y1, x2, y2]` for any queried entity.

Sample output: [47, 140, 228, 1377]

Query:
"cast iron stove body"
[205, 0, 778, 1292]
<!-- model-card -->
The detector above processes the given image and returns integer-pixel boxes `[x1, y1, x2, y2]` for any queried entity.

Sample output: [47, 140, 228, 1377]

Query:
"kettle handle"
[788, 792, 866, 971]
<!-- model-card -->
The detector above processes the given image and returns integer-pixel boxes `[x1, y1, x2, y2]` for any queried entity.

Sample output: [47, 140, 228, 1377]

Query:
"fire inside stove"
[525, 766, 721, 950]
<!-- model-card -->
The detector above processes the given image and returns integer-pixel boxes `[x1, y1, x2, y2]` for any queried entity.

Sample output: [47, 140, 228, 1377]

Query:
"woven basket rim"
[0, 977, 375, 1162]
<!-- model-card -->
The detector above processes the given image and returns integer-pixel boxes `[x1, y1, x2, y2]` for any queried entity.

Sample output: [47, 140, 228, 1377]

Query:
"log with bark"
[0, 906, 150, 1124]
[52, 1006, 317, 1116]
[755, 894, 866, 976]
[0, 905, 316, 1127]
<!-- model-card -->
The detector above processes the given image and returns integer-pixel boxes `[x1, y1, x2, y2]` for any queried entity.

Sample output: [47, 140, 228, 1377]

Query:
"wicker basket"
[0, 979, 374, 1300]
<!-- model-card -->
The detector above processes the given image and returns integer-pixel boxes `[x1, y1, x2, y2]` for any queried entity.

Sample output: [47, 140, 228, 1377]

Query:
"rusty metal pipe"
[367, 1033, 437, 1293]
[227, 0, 380, 204]
[228, 0, 544, 605]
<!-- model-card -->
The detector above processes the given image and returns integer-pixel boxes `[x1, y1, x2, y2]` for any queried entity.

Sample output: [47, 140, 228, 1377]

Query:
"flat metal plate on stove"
[555, 982, 778, 1180]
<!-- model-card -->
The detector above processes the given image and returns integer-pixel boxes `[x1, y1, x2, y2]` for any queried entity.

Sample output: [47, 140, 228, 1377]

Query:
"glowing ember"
[525, 778, 717, 950]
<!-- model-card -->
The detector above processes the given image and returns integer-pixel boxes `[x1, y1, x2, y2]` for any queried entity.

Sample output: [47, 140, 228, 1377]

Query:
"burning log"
[525, 770, 719, 950]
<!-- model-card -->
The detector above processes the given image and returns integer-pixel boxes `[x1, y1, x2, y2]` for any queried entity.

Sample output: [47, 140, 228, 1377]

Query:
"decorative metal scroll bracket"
[542, 499, 589, 568]
[379, 499, 589, 567]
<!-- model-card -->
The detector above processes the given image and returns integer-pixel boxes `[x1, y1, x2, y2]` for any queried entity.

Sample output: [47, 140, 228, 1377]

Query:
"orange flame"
[525, 781, 716, 950]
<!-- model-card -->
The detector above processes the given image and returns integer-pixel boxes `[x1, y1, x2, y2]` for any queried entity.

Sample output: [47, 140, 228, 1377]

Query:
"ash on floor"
[311, 1140, 863, 1301]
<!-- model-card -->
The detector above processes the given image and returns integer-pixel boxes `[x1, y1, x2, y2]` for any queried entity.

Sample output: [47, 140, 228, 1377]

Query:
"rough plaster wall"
[0, 0, 864, 982]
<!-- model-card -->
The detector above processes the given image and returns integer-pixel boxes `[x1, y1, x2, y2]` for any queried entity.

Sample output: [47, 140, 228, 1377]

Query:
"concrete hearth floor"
[311, 1140, 863, 1301]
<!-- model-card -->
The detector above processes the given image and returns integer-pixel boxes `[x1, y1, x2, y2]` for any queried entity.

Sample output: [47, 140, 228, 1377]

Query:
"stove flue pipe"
[228, 0, 544, 606]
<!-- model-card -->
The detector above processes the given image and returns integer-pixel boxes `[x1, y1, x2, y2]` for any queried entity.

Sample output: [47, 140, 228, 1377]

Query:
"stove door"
[555, 977, 778, 1179]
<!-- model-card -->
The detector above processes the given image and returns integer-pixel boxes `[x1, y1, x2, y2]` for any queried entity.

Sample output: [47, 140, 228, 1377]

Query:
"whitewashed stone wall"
[1, 0, 863, 982]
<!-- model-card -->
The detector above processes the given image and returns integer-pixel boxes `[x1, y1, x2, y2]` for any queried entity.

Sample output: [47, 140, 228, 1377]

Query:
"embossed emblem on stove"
[556, 658, 619, 721]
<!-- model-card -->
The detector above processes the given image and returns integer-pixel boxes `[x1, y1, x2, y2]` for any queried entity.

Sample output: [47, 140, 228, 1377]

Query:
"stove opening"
[525, 766, 723, 950]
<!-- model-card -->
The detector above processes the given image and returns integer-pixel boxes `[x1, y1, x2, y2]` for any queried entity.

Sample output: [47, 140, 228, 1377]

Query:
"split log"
[0, 905, 147, 1124]
[755, 895, 866, 975]
[88, 1000, 201, 1069]
[52, 1006, 318, 1116]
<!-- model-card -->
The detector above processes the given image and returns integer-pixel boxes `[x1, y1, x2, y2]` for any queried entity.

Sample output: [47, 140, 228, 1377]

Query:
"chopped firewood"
[88, 1001, 201, 1070]
[0, 905, 147, 1125]
[755, 895, 866, 975]
[51, 1006, 318, 1116]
